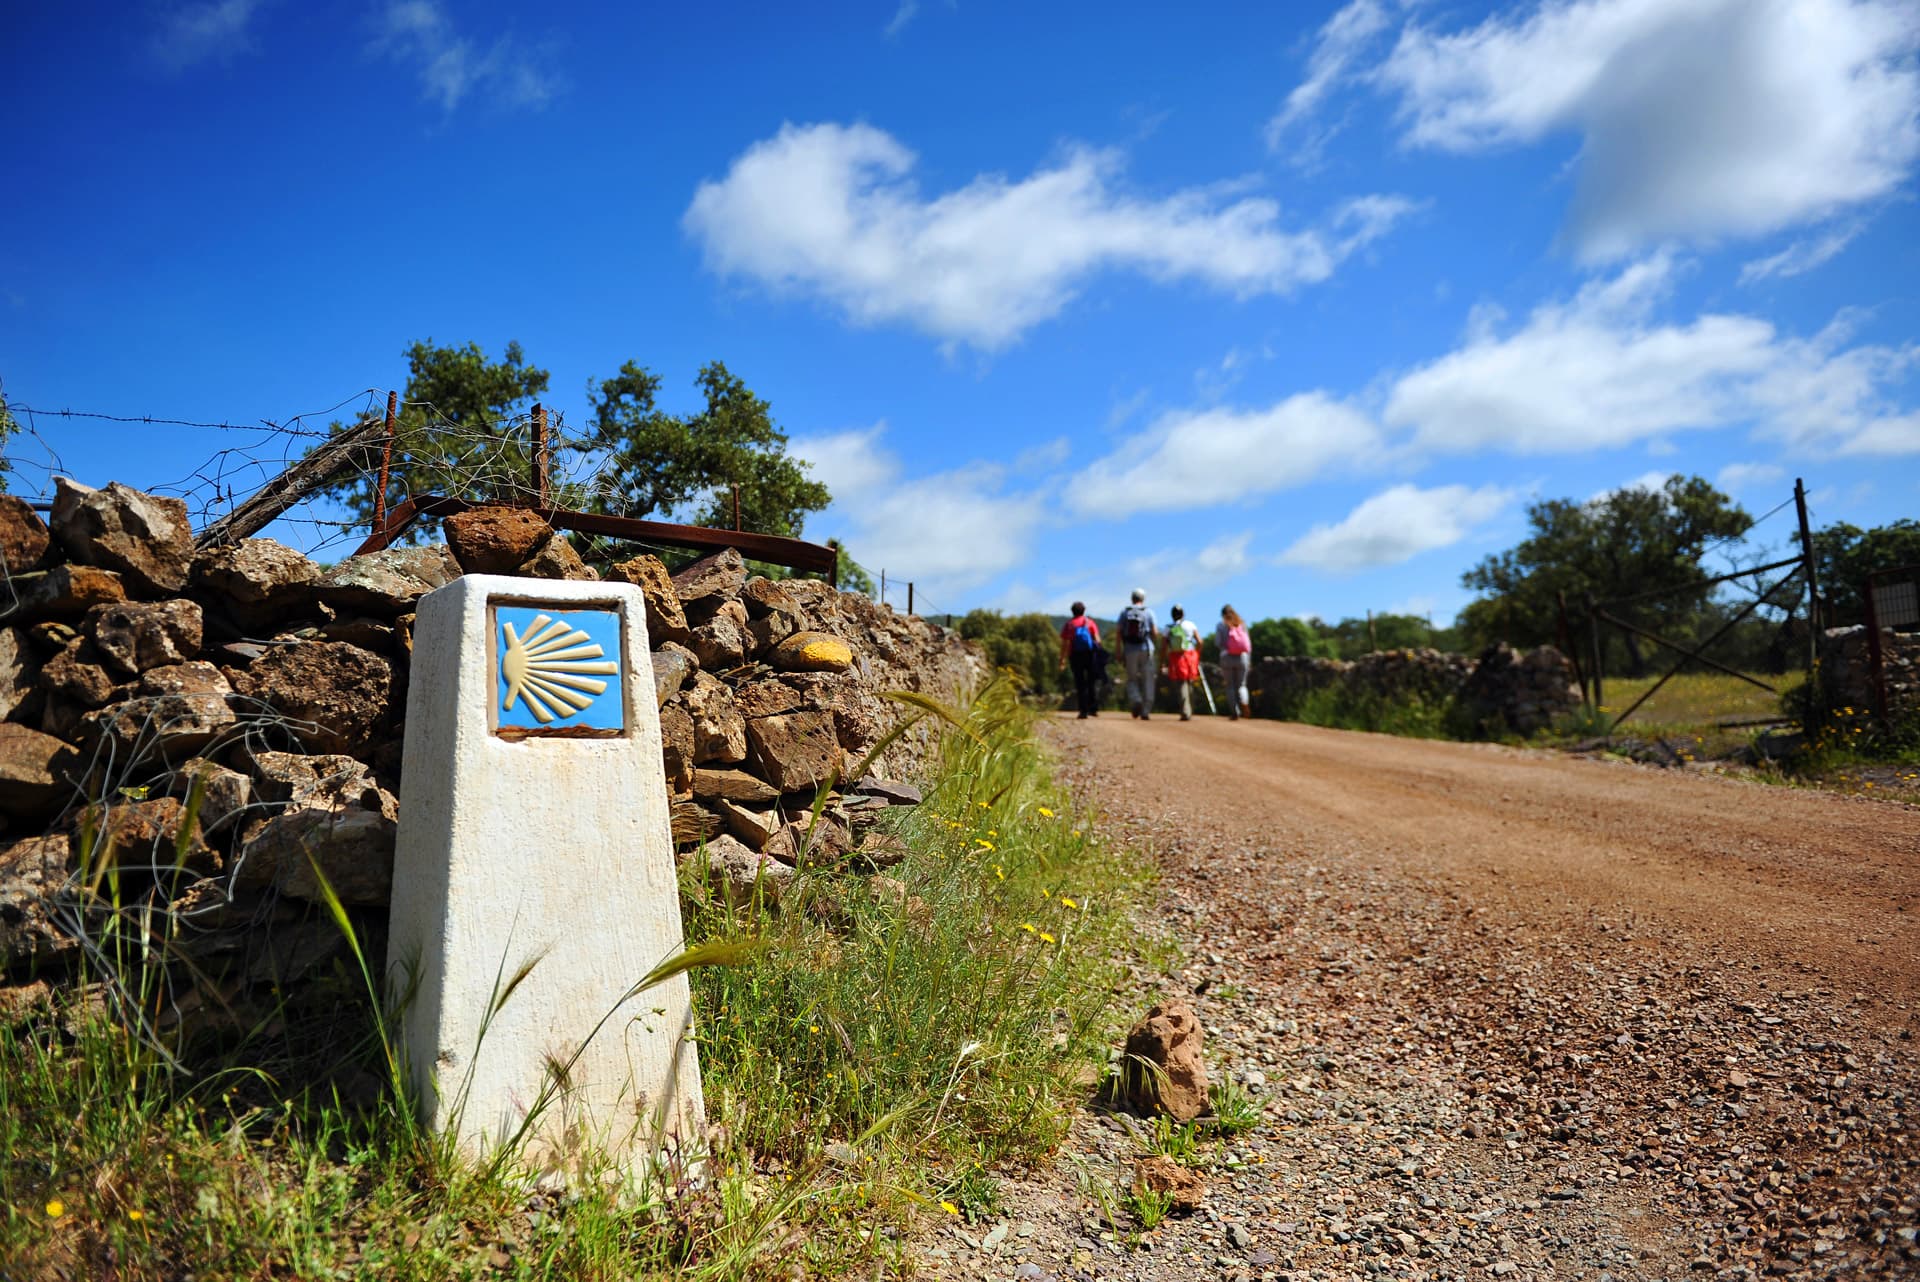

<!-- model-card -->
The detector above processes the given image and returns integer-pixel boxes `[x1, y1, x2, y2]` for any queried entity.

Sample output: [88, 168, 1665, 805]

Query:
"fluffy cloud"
[1280, 483, 1515, 572]
[1716, 461, 1786, 492]
[1281, 0, 1920, 259]
[1069, 393, 1379, 518]
[152, 0, 265, 70]
[994, 532, 1255, 617]
[1384, 256, 1920, 457]
[684, 123, 1414, 350]
[789, 425, 1045, 599]
[372, 1, 559, 112]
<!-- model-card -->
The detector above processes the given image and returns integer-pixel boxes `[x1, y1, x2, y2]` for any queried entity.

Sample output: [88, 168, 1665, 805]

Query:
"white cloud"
[1385, 256, 1920, 457]
[1069, 393, 1379, 518]
[792, 424, 1044, 598]
[1738, 223, 1866, 284]
[372, 1, 559, 112]
[152, 0, 265, 70]
[1280, 483, 1515, 573]
[1265, 0, 1396, 161]
[791, 424, 899, 504]
[995, 532, 1255, 617]
[884, 1, 919, 38]
[1587, 470, 1676, 502]
[1716, 461, 1786, 492]
[1372, 0, 1920, 258]
[683, 122, 1415, 350]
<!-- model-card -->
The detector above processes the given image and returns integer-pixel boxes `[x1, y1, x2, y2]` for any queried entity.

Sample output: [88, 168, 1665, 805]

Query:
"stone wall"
[1244, 643, 1581, 736]
[0, 483, 988, 986]
[1818, 625, 1920, 722]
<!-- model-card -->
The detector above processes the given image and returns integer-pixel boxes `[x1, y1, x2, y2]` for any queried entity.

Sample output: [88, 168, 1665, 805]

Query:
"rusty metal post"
[373, 390, 398, 534]
[908, 582, 914, 616]
[732, 483, 741, 531]
[1864, 573, 1889, 725]
[879, 569, 886, 607]
[1795, 477, 1819, 676]
[530, 404, 551, 508]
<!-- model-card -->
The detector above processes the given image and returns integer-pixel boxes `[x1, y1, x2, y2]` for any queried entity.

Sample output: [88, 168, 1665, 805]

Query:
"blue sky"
[3, 0, 1917, 626]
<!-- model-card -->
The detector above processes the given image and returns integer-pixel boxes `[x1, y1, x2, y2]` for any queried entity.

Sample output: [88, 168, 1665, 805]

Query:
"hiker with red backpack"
[1215, 604, 1253, 720]
[1116, 589, 1160, 720]
[1057, 601, 1105, 720]
[1164, 604, 1204, 721]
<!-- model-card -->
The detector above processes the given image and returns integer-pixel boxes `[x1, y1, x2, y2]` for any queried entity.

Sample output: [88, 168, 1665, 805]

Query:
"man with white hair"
[1116, 588, 1161, 720]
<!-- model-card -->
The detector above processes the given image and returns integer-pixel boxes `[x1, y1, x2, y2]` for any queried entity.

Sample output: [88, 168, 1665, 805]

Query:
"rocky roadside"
[907, 722, 1917, 1282]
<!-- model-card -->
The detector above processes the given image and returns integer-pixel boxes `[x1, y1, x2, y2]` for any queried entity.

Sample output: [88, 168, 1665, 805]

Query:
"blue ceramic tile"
[493, 605, 626, 732]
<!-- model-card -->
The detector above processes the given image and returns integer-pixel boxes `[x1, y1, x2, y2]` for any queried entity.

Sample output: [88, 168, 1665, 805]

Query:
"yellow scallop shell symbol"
[500, 614, 619, 723]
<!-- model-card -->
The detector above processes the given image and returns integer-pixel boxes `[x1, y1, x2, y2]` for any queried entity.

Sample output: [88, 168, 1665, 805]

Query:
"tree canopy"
[1458, 475, 1753, 672]
[1811, 519, 1920, 623]
[318, 341, 836, 558]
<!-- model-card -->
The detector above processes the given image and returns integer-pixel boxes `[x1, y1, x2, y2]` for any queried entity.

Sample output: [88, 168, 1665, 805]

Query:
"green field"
[1593, 669, 1801, 730]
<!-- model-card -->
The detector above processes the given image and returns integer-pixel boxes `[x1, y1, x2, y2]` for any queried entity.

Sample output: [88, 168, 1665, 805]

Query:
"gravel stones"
[49, 479, 193, 595]
[1121, 999, 1210, 1122]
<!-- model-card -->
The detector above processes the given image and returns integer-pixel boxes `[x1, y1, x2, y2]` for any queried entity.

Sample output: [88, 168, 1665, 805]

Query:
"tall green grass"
[1, 676, 1145, 1279]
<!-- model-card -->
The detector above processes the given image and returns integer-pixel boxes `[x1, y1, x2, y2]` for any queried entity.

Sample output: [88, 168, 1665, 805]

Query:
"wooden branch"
[195, 415, 388, 549]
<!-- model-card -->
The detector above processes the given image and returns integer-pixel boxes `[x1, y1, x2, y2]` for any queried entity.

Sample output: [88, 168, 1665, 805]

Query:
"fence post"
[373, 390, 399, 534]
[530, 404, 551, 508]
[1794, 478, 1820, 679]
[1585, 592, 1604, 713]
[879, 570, 886, 607]
[907, 582, 914, 616]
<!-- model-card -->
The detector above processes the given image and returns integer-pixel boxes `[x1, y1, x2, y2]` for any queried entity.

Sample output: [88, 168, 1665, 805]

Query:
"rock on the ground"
[241, 750, 379, 807]
[650, 643, 697, 707]
[0, 496, 51, 574]
[605, 554, 690, 645]
[0, 834, 75, 970]
[235, 784, 398, 906]
[0, 723, 76, 818]
[1133, 1155, 1207, 1214]
[315, 545, 459, 616]
[190, 539, 321, 620]
[716, 797, 779, 851]
[658, 702, 695, 793]
[515, 534, 597, 581]
[50, 479, 194, 596]
[442, 506, 555, 575]
[9, 566, 127, 620]
[169, 758, 252, 837]
[85, 599, 202, 678]
[770, 630, 855, 674]
[702, 832, 792, 908]
[82, 661, 236, 758]
[683, 671, 747, 765]
[689, 612, 748, 670]
[232, 641, 394, 756]
[38, 640, 121, 708]
[672, 548, 747, 620]
[851, 776, 923, 806]
[1121, 998, 1210, 1121]
[747, 709, 842, 794]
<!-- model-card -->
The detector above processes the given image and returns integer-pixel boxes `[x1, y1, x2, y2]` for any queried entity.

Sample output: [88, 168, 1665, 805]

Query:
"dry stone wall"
[0, 486, 987, 995]
[1818, 625, 1920, 723]
[1245, 643, 1581, 736]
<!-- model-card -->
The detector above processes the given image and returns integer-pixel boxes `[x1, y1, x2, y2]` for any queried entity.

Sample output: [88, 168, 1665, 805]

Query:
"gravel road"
[916, 715, 1919, 1282]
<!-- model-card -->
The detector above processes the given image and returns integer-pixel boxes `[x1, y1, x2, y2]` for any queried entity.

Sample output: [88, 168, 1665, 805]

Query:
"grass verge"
[1, 676, 1147, 1279]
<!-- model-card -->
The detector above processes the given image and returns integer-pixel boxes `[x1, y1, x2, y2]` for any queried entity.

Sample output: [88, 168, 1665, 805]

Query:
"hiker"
[1117, 589, 1160, 719]
[1215, 604, 1252, 721]
[1164, 605, 1204, 720]
[1057, 601, 1104, 719]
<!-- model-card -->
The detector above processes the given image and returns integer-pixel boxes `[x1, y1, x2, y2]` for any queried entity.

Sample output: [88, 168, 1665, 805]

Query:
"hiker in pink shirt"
[1058, 602, 1104, 719]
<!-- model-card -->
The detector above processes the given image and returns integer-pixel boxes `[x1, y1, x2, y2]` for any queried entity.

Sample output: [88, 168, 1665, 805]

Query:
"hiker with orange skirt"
[1164, 604, 1203, 721]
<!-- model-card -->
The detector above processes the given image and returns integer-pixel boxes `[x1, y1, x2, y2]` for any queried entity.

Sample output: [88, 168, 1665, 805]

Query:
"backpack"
[1120, 606, 1148, 645]
[1225, 624, 1251, 655]
[1070, 619, 1097, 655]
[1166, 620, 1196, 653]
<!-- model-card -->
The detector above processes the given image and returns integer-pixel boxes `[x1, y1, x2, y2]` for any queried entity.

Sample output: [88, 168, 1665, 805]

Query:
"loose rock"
[49, 479, 193, 595]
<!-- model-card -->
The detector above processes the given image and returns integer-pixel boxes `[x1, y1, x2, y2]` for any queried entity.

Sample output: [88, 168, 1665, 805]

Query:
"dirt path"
[916, 716, 1920, 1282]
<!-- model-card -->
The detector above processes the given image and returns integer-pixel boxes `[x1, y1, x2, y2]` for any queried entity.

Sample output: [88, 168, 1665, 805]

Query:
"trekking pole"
[1198, 669, 1217, 715]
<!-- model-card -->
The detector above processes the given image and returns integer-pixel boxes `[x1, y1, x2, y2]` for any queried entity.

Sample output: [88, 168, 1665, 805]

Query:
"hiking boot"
[1180, 714, 1191, 721]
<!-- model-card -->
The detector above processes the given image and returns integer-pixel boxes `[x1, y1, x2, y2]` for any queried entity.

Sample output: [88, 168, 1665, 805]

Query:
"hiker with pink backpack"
[1215, 604, 1253, 721]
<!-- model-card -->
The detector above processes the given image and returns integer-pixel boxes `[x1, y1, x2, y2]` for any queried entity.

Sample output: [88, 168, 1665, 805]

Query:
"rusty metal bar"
[530, 404, 550, 508]
[1599, 565, 1800, 731]
[1596, 554, 1804, 609]
[352, 494, 837, 577]
[731, 483, 740, 531]
[372, 390, 398, 533]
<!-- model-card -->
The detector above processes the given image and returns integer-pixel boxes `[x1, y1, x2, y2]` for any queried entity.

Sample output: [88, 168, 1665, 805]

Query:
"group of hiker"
[1056, 590, 1253, 722]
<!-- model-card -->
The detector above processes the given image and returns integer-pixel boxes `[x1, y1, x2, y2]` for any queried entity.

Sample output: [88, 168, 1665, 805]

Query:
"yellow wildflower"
[1037, 807, 1055, 818]
[976, 839, 995, 851]
[1060, 896, 1079, 909]
[44, 1200, 63, 1219]
[941, 1200, 959, 1215]
[994, 865, 1005, 881]
[809, 1025, 820, 1034]
[127, 1209, 144, 1222]
[1020, 922, 1037, 934]
[1040, 932, 1056, 944]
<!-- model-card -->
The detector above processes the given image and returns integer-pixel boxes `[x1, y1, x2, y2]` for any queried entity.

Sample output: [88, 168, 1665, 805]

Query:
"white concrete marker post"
[389, 574, 704, 1174]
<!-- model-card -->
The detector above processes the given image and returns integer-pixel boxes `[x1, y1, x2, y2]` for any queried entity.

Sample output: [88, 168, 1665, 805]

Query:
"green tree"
[1321, 613, 1437, 658]
[587, 361, 829, 538]
[321, 339, 552, 527]
[955, 609, 1067, 695]
[1250, 617, 1337, 659]
[1459, 475, 1752, 674]
[1810, 519, 1920, 623]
